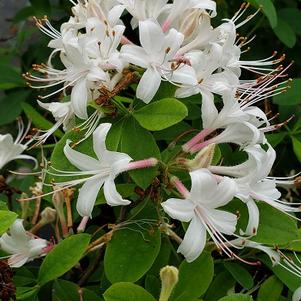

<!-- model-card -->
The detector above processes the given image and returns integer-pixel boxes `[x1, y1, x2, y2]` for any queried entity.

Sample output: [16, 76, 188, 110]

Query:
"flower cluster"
[0, 0, 299, 273]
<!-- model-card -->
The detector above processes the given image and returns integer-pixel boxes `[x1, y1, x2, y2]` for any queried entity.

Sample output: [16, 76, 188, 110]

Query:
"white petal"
[170, 65, 197, 86]
[8, 254, 29, 268]
[76, 178, 105, 217]
[103, 177, 131, 206]
[177, 217, 206, 262]
[120, 45, 149, 68]
[206, 208, 237, 235]
[201, 90, 218, 129]
[161, 198, 195, 222]
[71, 79, 88, 120]
[163, 28, 184, 58]
[189, 169, 217, 204]
[137, 67, 161, 103]
[209, 176, 237, 208]
[64, 140, 100, 171]
[92, 123, 112, 159]
[244, 198, 259, 236]
[139, 20, 164, 54]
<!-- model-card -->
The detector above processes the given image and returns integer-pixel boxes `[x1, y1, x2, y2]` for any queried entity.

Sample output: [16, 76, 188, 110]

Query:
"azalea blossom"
[26, 17, 127, 120]
[0, 120, 36, 170]
[35, 101, 75, 145]
[162, 169, 237, 262]
[118, 0, 168, 28]
[0, 219, 50, 267]
[52, 123, 158, 217]
[121, 19, 197, 103]
[209, 144, 301, 235]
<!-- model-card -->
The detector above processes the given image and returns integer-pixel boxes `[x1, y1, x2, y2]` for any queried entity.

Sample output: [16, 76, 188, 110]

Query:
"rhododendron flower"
[0, 121, 36, 170]
[121, 19, 197, 103]
[54, 123, 158, 217]
[0, 219, 49, 268]
[162, 169, 237, 262]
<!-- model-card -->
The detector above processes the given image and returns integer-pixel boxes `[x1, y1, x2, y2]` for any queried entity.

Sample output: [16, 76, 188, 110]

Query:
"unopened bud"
[186, 144, 216, 170]
[40, 207, 56, 225]
[159, 266, 179, 301]
[20, 193, 30, 219]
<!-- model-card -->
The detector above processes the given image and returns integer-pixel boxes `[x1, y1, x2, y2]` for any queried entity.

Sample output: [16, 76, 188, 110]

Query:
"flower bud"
[182, 144, 216, 170]
[159, 265, 179, 301]
[40, 207, 56, 225]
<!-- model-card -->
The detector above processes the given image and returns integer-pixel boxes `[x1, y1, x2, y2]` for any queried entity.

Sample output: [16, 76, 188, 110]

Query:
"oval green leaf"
[104, 225, 161, 283]
[103, 283, 156, 301]
[0, 210, 18, 235]
[218, 294, 254, 301]
[257, 276, 283, 301]
[120, 118, 161, 189]
[224, 262, 253, 290]
[172, 252, 214, 301]
[273, 19, 296, 48]
[133, 98, 188, 131]
[38, 234, 91, 285]
[273, 78, 301, 106]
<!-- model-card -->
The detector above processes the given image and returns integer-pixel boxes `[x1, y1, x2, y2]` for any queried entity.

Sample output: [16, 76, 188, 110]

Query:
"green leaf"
[273, 19, 296, 48]
[29, 0, 51, 14]
[273, 78, 301, 106]
[266, 132, 286, 147]
[224, 262, 253, 290]
[278, 8, 301, 35]
[120, 118, 161, 189]
[0, 90, 31, 126]
[218, 294, 254, 301]
[38, 234, 91, 285]
[16, 286, 39, 300]
[52, 279, 103, 301]
[257, 276, 283, 301]
[22, 102, 63, 137]
[292, 137, 301, 163]
[250, 0, 277, 28]
[133, 98, 188, 131]
[104, 219, 161, 283]
[0, 210, 18, 235]
[103, 283, 156, 301]
[0, 63, 24, 90]
[260, 254, 301, 291]
[172, 252, 214, 301]
[205, 270, 235, 301]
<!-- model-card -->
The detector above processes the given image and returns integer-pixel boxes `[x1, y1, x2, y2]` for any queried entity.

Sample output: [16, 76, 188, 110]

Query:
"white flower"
[35, 101, 75, 145]
[0, 121, 36, 170]
[162, 0, 216, 33]
[121, 19, 197, 103]
[175, 48, 239, 99]
[0, 219, 49, 268]
[118, 0, 168, 28]
[27, 17, 127, 120]
[162, 169, 237, 262]
[210, 144, 301, 235]
[54, 123, 157, 217]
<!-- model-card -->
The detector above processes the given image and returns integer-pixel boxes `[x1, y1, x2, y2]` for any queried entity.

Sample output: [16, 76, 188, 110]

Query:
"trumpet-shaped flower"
[162, 169, 237, 262]
[121, 19, 197, 103]
[0, 120, 36, 170]
[0, 219, 50, 268]
[54, 123, 158, 217]
[36, 101, 75, 145]
[26, 17, 126, 120]
[118, 0, 168, 28]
